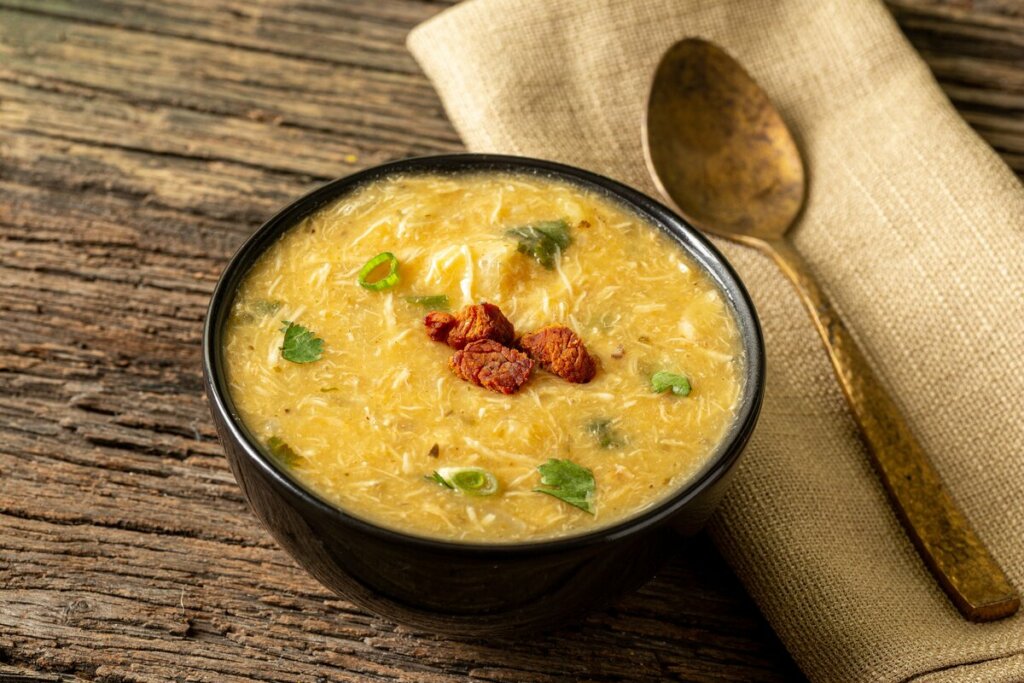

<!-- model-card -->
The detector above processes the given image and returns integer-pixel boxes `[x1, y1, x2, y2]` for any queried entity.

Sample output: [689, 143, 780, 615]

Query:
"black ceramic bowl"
[203, 154, 764, 636]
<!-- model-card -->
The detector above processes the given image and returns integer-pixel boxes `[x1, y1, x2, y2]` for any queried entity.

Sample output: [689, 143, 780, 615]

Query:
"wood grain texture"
[0, 0, 1020, 680]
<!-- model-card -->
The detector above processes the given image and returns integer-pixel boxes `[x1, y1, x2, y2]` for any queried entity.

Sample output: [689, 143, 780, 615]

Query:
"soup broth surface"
[224, 172, 743, 542]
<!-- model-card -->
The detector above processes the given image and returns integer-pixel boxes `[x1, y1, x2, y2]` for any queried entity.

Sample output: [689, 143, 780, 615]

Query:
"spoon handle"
[764, 238, 1019, 621]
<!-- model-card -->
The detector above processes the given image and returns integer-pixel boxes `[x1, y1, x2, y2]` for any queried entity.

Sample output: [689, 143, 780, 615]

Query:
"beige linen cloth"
[408, 1, 1024, 681]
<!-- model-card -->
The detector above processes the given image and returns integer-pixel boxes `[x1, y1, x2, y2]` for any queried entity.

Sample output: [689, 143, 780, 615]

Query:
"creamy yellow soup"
[223, 172, 743, 542]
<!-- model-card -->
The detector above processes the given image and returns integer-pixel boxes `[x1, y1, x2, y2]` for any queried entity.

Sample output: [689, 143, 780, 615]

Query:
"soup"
[223, 172, 743, 542]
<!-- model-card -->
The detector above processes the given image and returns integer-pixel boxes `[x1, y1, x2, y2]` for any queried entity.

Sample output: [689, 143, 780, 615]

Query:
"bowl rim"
[202, 153, 765, 557]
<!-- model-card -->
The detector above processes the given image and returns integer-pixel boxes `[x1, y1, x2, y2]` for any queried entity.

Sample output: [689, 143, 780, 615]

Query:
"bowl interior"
[203, 154, 765, 554]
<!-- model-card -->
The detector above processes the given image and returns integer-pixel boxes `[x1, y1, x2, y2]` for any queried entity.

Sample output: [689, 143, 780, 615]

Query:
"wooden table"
[1, 1, 1020, 680]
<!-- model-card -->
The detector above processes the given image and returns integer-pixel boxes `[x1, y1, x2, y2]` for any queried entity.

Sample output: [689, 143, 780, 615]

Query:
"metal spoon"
[644, 37, 1018, 622]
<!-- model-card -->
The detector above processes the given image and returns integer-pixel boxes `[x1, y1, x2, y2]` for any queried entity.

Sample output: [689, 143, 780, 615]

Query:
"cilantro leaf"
[280, 320, 324, 363]
[534, 220, 572, 250]
[266, 436, 301, 468]
[250, 299, 283, 316]
[233, 298, 282, 324]
[651, 371, 691, 396]
[586, 418, 624, 449]
[506, 219, 572, 269]
[533, 458, 595, 513]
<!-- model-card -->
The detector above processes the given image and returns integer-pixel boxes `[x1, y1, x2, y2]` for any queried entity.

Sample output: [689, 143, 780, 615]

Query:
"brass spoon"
[644, 38, 1018, 622]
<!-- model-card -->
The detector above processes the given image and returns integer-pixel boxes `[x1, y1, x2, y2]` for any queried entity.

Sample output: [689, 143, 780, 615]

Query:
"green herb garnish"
[426, 471, 454, 489]
[233, 298, 283, 324]
[586, 418, 624, 449]
[266, 436, 300, 467]
[280, 320, 324, 363]
[250, 299, 283, 316]
[357, 251, 400, 291]
[533, 458, 595, 513]
[404, 294, 450, 310]
[506, 219, 571, 269]
[427, 467, 499, 496]
[651, 371, 691, 396]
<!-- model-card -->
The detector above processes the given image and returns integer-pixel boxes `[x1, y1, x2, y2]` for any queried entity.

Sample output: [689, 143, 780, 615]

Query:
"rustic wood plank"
[0, 0, 458, 74]
[1, 0, 1021, 680]
[0, 9, 462, 170]
[885, 0, 1024, 175]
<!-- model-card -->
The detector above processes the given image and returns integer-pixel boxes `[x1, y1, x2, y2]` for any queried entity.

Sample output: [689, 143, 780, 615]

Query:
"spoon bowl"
[645, 39, 804, 244]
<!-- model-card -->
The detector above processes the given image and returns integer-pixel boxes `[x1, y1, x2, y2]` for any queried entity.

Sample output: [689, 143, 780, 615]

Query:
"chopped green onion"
[426, 471, 454, 489]
[506, 219, 572, 269]
[357, 251, 400, 291]
[651, 371, 691, 396]
[404, 294, 450, 310]
[427, 467, 499, 496]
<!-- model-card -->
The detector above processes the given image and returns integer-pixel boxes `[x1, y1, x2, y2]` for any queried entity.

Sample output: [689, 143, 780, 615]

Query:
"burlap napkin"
[408, 0, 1024, 680]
